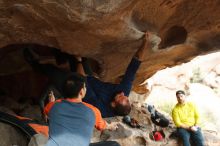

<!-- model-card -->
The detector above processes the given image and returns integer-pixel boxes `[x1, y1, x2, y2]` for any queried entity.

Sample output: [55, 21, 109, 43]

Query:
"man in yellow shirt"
[172, 90, 204, 146]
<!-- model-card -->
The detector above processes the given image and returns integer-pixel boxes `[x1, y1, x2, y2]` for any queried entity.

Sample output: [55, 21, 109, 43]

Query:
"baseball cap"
[176, 90, 185, 95]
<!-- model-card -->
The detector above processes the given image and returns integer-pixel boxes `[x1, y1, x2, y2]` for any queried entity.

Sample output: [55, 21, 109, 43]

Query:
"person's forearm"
[82, 57, 93, 76]
[76, 57, 86, 76]
[179, 124, 198, 131]
[43, 101, 56, 116]
[134, 32, 151, 61]
[179, 124, 191, 130]
[77, 63, 86, 76]
[119, 57, 141, 96]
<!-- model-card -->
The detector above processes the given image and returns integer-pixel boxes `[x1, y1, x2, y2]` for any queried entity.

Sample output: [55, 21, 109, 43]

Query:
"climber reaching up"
[23, 32, 154, 118]
[77, 32, 153, 117]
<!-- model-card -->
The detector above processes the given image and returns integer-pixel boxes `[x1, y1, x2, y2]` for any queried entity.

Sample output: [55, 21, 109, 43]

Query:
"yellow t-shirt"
[172, 102, 200, 127]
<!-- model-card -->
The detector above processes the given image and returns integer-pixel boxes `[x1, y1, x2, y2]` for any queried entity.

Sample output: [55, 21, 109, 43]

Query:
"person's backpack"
[147, 105, 170, 127]
[151, 111, 170, 127]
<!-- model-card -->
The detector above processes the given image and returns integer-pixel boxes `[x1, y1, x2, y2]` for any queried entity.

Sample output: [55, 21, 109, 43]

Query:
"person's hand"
[106, 122, 119, 131]
[44, 114, 48, 123]
[130, 118, 141, 128]
[48, 91, 55, 102]
[144, 32, 151, 46]
[190, 126, 198, 132]
[135, 31, 152, 61]
[75, 56, 82, 62]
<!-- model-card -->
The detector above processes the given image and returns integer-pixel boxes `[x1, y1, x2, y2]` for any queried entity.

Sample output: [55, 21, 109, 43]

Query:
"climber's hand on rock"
[48, 91, 55, 102]
[106, 122, 119, 131]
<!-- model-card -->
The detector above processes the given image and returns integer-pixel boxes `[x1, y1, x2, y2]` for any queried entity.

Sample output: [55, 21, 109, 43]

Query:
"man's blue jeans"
[177, 128, 204, 146]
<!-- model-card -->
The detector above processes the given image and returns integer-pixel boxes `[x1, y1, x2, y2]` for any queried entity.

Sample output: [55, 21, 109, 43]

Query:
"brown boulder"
[0, 0, 219, 83]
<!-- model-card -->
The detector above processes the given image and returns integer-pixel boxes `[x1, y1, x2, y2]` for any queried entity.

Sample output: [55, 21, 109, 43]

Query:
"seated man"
[79, 32, 152, 117]
[44, 73, 119, 146]
[172, 90, 204, 146]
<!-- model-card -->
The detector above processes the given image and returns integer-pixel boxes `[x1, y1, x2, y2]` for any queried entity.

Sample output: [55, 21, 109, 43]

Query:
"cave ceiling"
[0, 0, 220, 89]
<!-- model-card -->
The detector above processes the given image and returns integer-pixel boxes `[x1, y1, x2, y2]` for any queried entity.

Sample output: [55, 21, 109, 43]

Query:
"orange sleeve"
[15, 116, 49, 137]
[29, 123, 49, 137]
[16, 115, 32, 121]
[82, 102, 107, 131]
[44, 99, 62, 116]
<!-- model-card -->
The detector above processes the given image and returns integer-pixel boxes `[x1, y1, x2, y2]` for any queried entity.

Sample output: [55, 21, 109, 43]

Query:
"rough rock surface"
[0, 0, 220, 100]
[0, 107, 29, 146]
[0, 1, 220, 145]
[1, 102, 220, 146]
[91, 103, 220, 146]
[0, 0, 220, 83]
[0, 122, 29, 146]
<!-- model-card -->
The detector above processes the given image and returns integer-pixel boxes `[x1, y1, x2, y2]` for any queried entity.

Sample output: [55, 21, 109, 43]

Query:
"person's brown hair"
[63, 73, 86, 98]
[113, 103, 131, 116]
